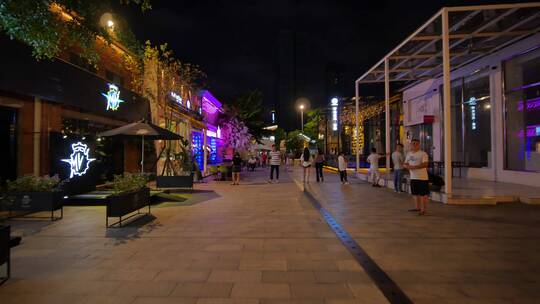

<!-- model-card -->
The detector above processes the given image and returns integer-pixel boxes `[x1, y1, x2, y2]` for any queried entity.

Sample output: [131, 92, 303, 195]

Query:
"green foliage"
[273, 127, 286, 147]
[173, 137, 194, 174]
[285, 130, 305, 158]
[303, 108, 323, 140]
[0, 0, 150, 64]
[224, 90, 268, 142]
[111, 173, 147, 194]
[6, 175, 60, 192]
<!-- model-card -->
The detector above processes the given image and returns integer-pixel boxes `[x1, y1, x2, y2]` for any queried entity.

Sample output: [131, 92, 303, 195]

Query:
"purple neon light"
[517, 96, 540, 111]
[509, 81, 540, 93]
[517, 124, 540, 138]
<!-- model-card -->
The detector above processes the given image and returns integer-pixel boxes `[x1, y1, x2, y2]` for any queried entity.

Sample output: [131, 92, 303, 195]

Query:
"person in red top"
[261, 151, 267, 168]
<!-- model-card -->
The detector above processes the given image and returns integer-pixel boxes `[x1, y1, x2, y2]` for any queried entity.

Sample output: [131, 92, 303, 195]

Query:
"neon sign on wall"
[102, 83, 124, 111]
[61, 142, 96, 178]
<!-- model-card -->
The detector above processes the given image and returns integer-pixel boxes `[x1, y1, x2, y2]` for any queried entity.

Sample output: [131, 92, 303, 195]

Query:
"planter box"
[0, 192, 63, 220]
[0, 225, 10, 285]
[156, 174, 194, 189]
[106, 187, 150, 228]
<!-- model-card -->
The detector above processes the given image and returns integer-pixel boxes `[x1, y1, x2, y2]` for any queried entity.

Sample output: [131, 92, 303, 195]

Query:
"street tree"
[0, 0, 151, 64]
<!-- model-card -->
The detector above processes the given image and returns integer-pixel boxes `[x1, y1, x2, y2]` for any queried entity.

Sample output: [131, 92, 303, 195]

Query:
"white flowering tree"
[221, 117, 252, 154]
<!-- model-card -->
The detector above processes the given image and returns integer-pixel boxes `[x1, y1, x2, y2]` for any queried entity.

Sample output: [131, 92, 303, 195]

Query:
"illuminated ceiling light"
[61, 142, 96, 178]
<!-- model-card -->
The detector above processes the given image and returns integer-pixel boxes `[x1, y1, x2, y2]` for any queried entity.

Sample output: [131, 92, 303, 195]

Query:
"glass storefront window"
[504, 47, 540, 172]
[448, 70, 492, 167]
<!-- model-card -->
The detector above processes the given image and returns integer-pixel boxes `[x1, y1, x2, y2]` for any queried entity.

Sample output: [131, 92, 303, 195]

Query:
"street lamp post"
[299, 104, 305, 132]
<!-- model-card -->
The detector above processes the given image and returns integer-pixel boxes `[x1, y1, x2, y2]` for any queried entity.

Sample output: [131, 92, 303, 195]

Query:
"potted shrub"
[0, 175, 63, 220]
[156, 138, 194, 189]
[106, 173, 150, 227]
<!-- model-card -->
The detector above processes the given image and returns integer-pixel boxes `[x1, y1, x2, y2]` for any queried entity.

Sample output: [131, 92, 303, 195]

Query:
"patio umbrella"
[98, 121, 182, 173]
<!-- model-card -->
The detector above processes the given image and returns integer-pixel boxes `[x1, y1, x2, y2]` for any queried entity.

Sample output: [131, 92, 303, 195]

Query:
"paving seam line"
[290, 173, 413, 304]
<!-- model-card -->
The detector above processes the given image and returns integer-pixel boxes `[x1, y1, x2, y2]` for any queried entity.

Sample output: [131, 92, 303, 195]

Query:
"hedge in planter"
[106, 173, 151, 228]
[1, 175, 63, 221]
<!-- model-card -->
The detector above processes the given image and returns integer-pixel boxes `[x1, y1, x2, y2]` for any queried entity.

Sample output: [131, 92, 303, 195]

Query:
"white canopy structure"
[354, 3, 540, 195]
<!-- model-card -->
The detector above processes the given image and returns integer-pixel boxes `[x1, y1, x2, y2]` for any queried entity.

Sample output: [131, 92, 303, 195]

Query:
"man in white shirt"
[337, 152, 349, 185]
[268, 145, 281, 183]
[391, 144, 405, 192]
[366, 148, 381, 187]
[404, 139, 430, 215]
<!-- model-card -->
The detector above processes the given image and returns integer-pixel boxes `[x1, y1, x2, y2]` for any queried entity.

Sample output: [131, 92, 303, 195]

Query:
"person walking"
[261, 151, 267, 168]
[301, 147, 312, 183]
[248, 156, 257, 171]
[338, 151, 349, 184]
[314, 148, 325, 182]
[268, 145, 281, 183]
[231, 152, 242, 185]
[392, 143, 405, 192]
[367, 148, 381, 187]
[403, 139, 430, 215]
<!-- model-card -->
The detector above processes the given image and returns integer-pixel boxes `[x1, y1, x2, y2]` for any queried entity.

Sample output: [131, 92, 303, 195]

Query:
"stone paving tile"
[153, 270, 211, 282]
[239, 259, 287, 271]
[208, 270, 262, 283]
[262, 271, 316, 283]
[112, 281, 177, 297]
[287, 260, 339, 271]
[347, 284, 388, 303]
[132, 297, 197, 304]
[290, 283, 354, 299]
[196, 299, 260, 304]
[261, 300, 324, 304]
[313, 271, 371, 283]
[171, 282, 233, 297]
[231, 283, 291, 299]
[0, 169, 381, 303]
[290, 168, 540, 303]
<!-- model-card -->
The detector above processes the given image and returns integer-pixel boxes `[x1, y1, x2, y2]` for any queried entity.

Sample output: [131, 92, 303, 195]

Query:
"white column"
[355, 80, 360, 177]
[384, 58, 390, 182]
[442, 9, 453, 196]
[33, 97, 41, 176]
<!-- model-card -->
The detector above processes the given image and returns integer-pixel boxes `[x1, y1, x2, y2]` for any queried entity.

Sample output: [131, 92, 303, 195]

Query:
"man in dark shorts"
[404, 139, 430, 215]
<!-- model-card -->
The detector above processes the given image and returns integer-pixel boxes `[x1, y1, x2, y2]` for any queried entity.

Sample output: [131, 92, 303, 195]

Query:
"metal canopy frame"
[354, 3, 540, 196]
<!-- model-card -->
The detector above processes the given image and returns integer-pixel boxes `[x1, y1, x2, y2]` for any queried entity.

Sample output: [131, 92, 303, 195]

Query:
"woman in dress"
[302, 147, 312, 183]
[232, 152, 242, 185]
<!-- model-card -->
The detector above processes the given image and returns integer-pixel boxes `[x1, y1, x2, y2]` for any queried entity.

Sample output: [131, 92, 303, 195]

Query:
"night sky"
[120, 0, 531, 129]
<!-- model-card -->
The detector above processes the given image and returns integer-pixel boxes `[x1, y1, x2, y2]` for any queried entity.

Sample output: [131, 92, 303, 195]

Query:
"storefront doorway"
[0, 106, 17, 184]
[406, 123, 434, 159]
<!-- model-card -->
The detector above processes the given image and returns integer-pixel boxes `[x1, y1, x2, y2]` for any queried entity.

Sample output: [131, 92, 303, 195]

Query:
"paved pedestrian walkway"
[292, 167, 540, 304]
[0, 168, 388, 304]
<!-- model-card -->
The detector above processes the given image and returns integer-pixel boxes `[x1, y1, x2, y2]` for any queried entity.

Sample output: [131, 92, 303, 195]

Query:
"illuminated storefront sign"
[468, 97, 477, 130]
[206, 126, 221, 139]
[102, 83, 124, 111]
[61, 142, 96, 178]
[170, 92, 182, 105]
[331, 97, 339, 131]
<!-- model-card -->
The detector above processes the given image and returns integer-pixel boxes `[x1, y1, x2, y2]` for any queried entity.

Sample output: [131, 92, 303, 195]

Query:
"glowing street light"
[299, 104, 305, 132]
[107, 20, 114, 28]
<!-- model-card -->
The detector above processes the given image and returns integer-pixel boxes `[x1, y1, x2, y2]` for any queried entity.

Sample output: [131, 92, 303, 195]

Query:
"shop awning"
[356, 3, 540, 87]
